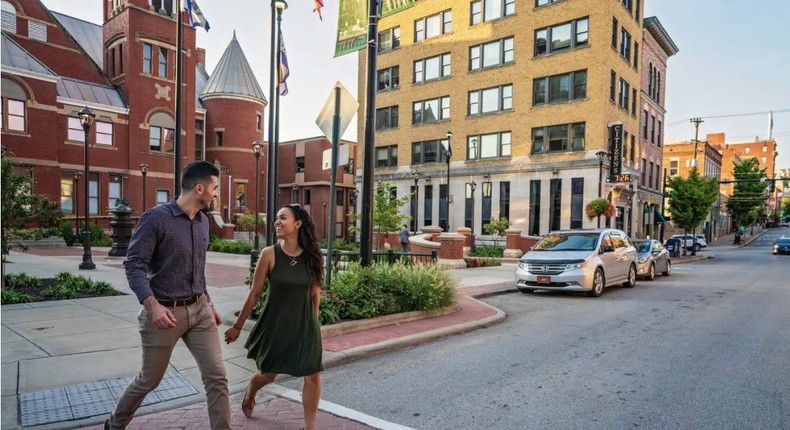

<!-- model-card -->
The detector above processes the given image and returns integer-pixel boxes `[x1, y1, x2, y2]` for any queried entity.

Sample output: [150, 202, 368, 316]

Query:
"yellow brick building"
[356, 0, 647, 237]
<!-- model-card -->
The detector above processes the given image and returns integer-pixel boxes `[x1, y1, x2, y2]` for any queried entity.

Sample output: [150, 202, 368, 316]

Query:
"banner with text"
[335, 0, 368, 57]
[381, 0, 415, 18]
[609, 122, 623, 177]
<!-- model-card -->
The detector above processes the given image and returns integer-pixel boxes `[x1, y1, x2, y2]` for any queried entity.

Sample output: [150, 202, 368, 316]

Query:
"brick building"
[356, 0, 673, 239]
[1, 0, 346, 239]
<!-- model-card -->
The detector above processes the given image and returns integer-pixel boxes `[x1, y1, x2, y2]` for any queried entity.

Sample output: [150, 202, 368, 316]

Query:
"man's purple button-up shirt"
[124, 199, 209, 303]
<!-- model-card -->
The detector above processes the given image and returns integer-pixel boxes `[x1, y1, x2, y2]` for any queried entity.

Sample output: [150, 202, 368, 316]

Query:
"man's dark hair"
[181, 161, 220, 192]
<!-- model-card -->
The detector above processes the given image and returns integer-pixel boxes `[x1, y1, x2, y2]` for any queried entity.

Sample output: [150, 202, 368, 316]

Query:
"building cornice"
[0, 66, 59, 83]
[644, 17, 679, 57]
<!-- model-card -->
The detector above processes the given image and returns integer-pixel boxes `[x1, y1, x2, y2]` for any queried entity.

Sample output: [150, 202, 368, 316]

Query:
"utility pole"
[689, 117, 703, 255]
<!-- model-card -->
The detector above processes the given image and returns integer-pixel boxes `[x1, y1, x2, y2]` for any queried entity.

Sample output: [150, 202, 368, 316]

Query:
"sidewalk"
[1, 248, 515, 430]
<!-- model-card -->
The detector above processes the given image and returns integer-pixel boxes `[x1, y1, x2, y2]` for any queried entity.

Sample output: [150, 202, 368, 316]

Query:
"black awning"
[655, 208, 666, 223]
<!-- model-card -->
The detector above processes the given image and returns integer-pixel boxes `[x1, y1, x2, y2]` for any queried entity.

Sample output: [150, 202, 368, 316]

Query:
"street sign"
[323, 144, 350, 170]
[315, 81, 358, 141]
[608, 122, 623, 176]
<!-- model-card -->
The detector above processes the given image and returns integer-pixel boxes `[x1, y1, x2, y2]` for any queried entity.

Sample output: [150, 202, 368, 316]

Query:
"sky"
[40, 0, 790, 171]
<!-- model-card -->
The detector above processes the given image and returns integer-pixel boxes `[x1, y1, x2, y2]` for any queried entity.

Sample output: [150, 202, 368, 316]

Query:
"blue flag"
[278, 29, 289, 96]
[184, 0, 210, 32]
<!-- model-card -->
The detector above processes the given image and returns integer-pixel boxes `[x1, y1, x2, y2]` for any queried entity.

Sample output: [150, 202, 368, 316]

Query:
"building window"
[151, 0, 175, 14]
[618, 78, 630, 109]
[642, 110, 648, 138]
[108, 174, 122, 209]
[470, 37, 514, 71]
[375, 145, 398, 168]
[532, 122, 585, 154]
[256, 114, 262, 130]
[378, 27, 400, 53]
[550, 179, 561, 231]
[630, 135, 636, 162]
[571, 178, 584, 229]
[158, 47, 167, 77]
[657, 120, 662, 146]
[150, 126, 174, 152]
[535, 17, 588, 56]
[412, 139, 450, 165]
[292, 187, 299, 204]
[611, 18, 618, 48]
[96, 121, 113, 145]
[195, 133, 204, 160]
[88, 173, 99, 215]
[499, 181, 510, 221]
[470, 0, 515, 25]
[414, 53, 451, 83]
[414, 10, 452, 42]
[1, 1, 17, 33]
[216, 130, 223, 147]
[68, 117, 85, 141]
[636, 0, 641, 22]
[28, 21, 47, 42]
[620, 29, 631, 61]
[376, 106, 399, 130]
[669, 159, 679, 177]
[648, 161, 654, 189]
[529, 180, 541, 236]
[377, 66, 399, 91]
[623, 0, 633, 12]
[655, 164, 660, 190]
[641, 159, 647, 185]
[3, 98, 26, 132]
[533, 70, 587, 105]
[650, 114, 655, 144]
[536, 0, 561, 7]
[304, 189, 311, 205]
[295, 156, 305, 172]
[60, 171, 75, 214]
[633, 41, 639, 68]
[481, 181, 492, 231]
[467, 131, 511, 160]
[439, 184, 448, 231]
[156, 190, 169, 205]
[336, 189, 345, 206]
[610, 71, 616, 101]
[424, 184, 433, 226]
[468, 84, 512, 116]
[413, 96, 450, 124]
[143, 43, 152, 74]
[235, 182, 247, 208]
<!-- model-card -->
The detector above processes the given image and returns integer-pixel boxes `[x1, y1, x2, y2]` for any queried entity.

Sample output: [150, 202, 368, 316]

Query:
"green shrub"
[88, 223, 107, 246]
[319, 238, 358, 251]
[58, 221, 76, 246]
[5, 273, 42, 289]
[474, 245, 502, 258]
[1, 289, 32, 304]
[208, 239, 252, 254]
[319, 290, 344, 325]
[41, 272, 119, 300]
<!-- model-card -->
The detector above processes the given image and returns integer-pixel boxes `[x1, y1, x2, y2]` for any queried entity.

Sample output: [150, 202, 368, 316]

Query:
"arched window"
[148, 112, 175, 153]
[1, 78, 27, 132]
[1, 1, 17, 33]
[656, 71, 661, 104]
[647, 63, 653, 96]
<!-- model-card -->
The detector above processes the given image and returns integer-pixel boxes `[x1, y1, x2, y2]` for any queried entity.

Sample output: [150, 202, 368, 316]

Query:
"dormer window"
[1, 1, 17, 33]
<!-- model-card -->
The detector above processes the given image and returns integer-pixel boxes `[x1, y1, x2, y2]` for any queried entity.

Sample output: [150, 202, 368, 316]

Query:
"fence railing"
[321, 249, 438, 271]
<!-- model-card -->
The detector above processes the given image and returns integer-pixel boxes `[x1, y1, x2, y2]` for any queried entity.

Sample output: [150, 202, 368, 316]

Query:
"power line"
[666, 108, 790, 127]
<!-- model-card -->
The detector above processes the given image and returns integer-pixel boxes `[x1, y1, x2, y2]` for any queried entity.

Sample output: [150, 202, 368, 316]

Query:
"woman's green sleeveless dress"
[244, 244, 323, 376]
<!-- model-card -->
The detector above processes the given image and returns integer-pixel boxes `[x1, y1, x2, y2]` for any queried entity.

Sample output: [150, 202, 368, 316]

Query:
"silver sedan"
[633, 239, 671, 280]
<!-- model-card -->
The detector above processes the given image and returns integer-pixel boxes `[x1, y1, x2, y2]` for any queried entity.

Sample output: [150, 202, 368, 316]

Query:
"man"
[399, 224, 410, 252]
[106, 161, 229, 430]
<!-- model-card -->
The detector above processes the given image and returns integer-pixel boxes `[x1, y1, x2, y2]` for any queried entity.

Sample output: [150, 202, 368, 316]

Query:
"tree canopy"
[728, 158, 768, 227]
[666, 167, 719, 233]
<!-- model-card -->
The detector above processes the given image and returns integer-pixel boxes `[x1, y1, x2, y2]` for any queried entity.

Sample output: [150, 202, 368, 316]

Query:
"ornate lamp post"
[469, 180, 477, 253]
[251, 140, 263, 266]
[444, 130, 452, 232]
[265, 0, 288, 246]
[139, 162, 149, 211]
[78, 106, 96, 270]
[73, 171, 82, 244]
[596, 150, 608, 228]
[292, 182, 299, 203]
[412, 172, 420, 232]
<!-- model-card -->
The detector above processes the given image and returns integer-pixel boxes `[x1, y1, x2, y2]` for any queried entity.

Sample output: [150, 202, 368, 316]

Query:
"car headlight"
[518, 262, 528, 270]
[637, 256, 648, 263]
[774, 245, 779, 251]
[565, 261, 587, 270]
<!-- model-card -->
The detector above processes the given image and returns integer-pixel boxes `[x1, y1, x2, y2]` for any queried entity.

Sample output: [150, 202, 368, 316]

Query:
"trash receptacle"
[665, 239, 680, 258]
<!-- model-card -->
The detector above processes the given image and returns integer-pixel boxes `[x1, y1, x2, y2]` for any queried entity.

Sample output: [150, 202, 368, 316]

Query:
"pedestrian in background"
[400, 224, 410, 252]
[107, 161, 229, 430]
[224, 203, 324, 430]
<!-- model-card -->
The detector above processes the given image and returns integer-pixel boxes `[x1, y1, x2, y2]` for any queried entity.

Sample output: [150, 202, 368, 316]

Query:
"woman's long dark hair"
[285, 204, 324, 288]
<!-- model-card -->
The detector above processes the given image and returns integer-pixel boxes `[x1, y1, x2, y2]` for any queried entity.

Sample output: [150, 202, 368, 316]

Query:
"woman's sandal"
[241, 384, 255, 418]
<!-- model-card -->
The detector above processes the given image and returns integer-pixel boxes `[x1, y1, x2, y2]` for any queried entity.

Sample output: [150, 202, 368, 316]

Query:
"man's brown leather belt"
[157, 294, 203, 307]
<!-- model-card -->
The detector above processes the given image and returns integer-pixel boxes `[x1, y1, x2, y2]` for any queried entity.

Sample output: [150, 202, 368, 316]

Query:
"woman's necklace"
[289, 256, 298, 267]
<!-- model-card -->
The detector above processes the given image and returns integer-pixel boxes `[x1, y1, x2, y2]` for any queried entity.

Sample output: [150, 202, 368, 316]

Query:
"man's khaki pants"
[109, 297, 230, 429]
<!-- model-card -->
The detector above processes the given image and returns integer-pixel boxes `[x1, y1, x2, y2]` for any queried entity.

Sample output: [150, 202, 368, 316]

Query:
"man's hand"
[210, 304, 222, 326]
[143, 297, 177, 330]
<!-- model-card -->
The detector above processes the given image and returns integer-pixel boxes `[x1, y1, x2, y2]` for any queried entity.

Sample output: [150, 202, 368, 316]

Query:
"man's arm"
[123, 211, 159, 303]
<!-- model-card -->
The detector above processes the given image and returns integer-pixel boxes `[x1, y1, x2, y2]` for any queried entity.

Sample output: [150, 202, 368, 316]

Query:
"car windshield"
[533, 233, 599, 251]
[778, 239, 790, 245]
[633, 241, 651, 252]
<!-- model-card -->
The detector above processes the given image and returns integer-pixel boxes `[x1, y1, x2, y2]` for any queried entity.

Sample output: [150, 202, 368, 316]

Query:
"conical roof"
[202, 32, 267, 105]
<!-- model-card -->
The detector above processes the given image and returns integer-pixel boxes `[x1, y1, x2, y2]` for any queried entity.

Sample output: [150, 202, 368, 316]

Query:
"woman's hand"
[224, 326, 241, 344]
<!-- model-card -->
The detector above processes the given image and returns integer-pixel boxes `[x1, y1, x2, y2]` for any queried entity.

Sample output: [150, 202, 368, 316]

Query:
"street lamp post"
[322, 201, 327, 240]
[596, 150, 607, 228]
[444, 131, 452, 232]
[78, 106, 96, 270]
[266, 0, 289, 246]
[469, 180, 477, 254]
[412, 172, 420, 232]
[73, 171, 82, 244]
[251, 140, 263, 267]
[292, 182, 299, 204]
[139, 163, 148, 211]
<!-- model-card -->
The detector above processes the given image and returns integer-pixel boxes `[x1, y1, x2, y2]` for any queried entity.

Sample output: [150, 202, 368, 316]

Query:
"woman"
[224, 204, 324, 430]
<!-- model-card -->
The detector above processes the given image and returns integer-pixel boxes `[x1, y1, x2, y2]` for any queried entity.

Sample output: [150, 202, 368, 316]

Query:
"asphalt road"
[282, 231, 790, 430]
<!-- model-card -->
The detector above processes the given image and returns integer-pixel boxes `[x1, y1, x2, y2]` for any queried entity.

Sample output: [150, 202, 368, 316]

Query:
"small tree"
[483, 216, 509, 247]
[728, 158, 768, 228]
[347, 182, 411, 249]
[666, 167, 719, 254]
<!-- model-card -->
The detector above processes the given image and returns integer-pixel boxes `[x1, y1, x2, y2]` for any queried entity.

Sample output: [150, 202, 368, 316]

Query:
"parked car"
[515, 229, 637, 297]
[773, 237, 790, 255]
[632, 239, 671, 280]
[671, 234, 708, 252]
[779, 221, 789, 228]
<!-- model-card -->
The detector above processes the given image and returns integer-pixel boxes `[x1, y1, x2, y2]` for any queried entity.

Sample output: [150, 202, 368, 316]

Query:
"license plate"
[537, 276, 551, 284]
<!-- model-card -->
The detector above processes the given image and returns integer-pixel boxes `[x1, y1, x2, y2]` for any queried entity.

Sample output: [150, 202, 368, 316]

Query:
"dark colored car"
[774, 237, 790, 255]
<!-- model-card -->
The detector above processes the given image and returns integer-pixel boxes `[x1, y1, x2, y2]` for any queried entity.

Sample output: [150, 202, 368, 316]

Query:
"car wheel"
[587, 269, 605, 297]
[622, 264, 637, 288]
[662, 260, 671, 276]
[693, 244, 701, 252]
[647, 263, 655, 281]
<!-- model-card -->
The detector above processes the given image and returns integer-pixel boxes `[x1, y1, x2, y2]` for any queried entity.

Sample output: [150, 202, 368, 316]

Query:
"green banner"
[381, 0, 415, 18]
[335, 0, 368, 57]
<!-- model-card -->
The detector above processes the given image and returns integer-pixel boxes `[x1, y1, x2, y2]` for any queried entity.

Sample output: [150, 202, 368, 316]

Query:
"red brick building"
[2, 0, 351, 240]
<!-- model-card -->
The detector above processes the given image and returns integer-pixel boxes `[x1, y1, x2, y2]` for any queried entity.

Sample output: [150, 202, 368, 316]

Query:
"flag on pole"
[184, 0, 210, 31]
[313, 0, 324, 21]
[278, 28, 290, 96]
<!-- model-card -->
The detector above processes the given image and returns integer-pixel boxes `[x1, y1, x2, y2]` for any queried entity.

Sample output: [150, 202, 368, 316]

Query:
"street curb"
[739, 229, 767, 247]
[673, 255, 711, 264]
